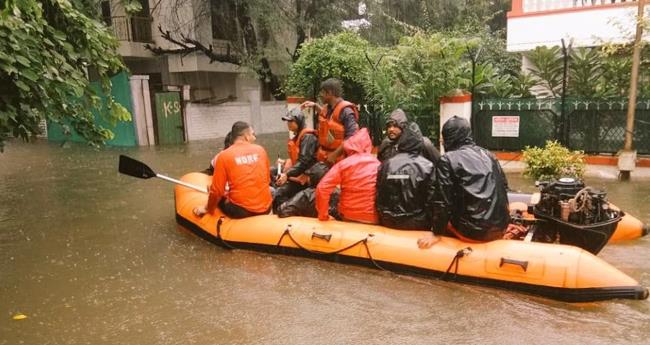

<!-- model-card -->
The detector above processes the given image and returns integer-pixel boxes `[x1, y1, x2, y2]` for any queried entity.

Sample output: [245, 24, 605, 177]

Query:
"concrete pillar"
[129, 75, 155, 146]
[439, 93, 472, 154]
[245, 87, 262, 132]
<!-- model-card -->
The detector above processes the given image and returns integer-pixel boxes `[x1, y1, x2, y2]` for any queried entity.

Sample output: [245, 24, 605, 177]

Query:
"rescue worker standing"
[376, 125, 435, 230]
[301, 78, 359, 165]
[193, 121, 272, 219]
[273, 108, 318, 213]
[418, 116, 510, 248]
[316, 128, 380, 224]
[378, 108, 440, 164]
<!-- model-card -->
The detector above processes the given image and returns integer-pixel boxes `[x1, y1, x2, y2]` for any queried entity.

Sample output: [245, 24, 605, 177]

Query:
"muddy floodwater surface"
[1, 135, 649, 345]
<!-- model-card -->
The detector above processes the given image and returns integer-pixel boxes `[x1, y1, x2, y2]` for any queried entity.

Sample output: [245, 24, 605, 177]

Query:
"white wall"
[260, 102, 290, 133]
[507, 5, 650, 52]
[185, 101, 286, 140]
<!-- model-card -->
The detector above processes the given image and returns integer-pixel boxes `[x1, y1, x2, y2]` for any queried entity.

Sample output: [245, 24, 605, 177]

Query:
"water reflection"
[0, 136, 648, 345]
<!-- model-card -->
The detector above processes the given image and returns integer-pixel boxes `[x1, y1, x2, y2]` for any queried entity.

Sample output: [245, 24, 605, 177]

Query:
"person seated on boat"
[202, 131, 233, 176]
[376, 125, 435, 230]
[276, 162, 337, 218]
[301, 78, 359, 165]
[193, 121, 272, 219]
[273, 108, 319, 213]
[418, 116, 510, 248]
[316, 128, 380, 224]
[377, 108, 440, 164]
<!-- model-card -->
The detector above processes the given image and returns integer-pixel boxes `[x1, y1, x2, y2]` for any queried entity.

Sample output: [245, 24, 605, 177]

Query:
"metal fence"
[473, 97, 650, 154]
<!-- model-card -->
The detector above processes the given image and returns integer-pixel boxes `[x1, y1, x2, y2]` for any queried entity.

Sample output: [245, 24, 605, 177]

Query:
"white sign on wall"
[492, 116, 520, 137]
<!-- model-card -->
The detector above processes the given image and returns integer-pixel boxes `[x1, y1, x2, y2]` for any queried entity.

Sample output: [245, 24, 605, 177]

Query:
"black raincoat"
[276, 162, 333, 218]
[376, 126, 435, 230]
[377, 109, 441, 164]
[432, 116, 510, 241]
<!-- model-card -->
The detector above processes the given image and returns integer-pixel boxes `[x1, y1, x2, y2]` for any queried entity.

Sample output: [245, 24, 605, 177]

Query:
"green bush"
[284, 32, 373, 104]
[522, 140, 586, 181]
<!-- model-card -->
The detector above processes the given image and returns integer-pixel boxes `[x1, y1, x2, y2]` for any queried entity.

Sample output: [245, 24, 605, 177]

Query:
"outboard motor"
[532, 177, 623, 254]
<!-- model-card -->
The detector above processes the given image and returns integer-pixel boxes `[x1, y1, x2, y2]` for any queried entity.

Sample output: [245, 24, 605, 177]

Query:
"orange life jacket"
[317, 100, 359, 162]
[287, 128, 316, 163]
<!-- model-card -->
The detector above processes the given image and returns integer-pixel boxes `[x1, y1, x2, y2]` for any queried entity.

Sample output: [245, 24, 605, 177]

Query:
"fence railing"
[473, 97, 650, 154]
[104, 16, 153, 43]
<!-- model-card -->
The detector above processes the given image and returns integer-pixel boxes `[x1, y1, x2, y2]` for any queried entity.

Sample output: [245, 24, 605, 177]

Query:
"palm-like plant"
[511, 73, 536, 98]
[569, 47, 604, 98]
[525, 46, 564, 98]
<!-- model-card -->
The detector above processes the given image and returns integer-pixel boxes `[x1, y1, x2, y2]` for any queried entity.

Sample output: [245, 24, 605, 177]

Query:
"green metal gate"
[154, 92, 184, 145]
[473, 97, 650, 154]
[472, 98, 560, 151]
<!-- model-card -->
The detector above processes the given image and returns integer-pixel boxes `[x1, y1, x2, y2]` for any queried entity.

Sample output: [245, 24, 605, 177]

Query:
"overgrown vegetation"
[522, 141, 586, 181]
[284, 32, 372, 104]
[0, 0, 131, 151]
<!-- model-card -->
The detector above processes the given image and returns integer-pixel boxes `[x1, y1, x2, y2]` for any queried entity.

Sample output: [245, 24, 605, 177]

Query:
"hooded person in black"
[418, 116, 510, 247]
[376, 125, 435, 230]
[377, 108, 440, 164]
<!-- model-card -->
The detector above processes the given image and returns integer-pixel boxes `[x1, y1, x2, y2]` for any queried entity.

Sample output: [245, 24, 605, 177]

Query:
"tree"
[0, 0, 130, 151]
[525, 46, 564, 98]
[568, 47, 605, 98]
[145, 0, 356, 100]
[285, 31, 372, 104]
[359, 0, 511, 45]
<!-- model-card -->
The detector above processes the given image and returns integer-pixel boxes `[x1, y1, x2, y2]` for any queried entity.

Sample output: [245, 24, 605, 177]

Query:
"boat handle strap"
[499, 257, 528, 272]
[276, 225, 388, 271]
[216, 216, 237, 250]
[311, 232, 332, 242]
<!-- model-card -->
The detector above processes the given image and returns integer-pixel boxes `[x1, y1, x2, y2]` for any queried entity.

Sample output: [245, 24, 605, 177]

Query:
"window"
[211, 0, 238, 40]
[101, 1, 111, 26]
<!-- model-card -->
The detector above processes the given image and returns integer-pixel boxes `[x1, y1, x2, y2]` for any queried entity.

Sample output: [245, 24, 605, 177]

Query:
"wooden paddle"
[118, 155, 208, 193]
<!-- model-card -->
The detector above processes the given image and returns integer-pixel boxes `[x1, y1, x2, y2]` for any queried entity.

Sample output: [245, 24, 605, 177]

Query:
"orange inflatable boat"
[508, 192, 649, 242]
[175, 173, 648, 302]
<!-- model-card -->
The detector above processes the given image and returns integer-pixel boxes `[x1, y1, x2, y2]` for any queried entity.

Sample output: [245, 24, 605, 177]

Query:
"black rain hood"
[385, 108, 408, 129]
[397, 125, 423, 154]
[442, 116, 474, 152]
[284, 108, 306, 132]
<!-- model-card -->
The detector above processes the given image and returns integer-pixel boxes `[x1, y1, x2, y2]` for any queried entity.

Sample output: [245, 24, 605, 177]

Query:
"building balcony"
[105, 16, 153, 43]
[507, 0, 646, 52]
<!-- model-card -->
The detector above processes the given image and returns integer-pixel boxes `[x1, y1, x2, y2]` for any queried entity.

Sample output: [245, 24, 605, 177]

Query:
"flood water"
[1, 134, 649, 345]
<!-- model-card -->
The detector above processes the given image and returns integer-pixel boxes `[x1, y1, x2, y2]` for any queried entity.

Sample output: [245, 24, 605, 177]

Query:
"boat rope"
[276, 225, 389, 272]
[441, 247, 473, 281]
[216, 216, 237, 250]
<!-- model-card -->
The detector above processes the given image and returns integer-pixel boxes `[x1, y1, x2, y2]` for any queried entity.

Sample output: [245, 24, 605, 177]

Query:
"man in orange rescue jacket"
[193, 121, 272, 219]
[301, 78, 359, 165]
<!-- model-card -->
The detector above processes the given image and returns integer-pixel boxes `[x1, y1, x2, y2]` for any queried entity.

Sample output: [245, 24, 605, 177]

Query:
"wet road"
[1, 135, 649, 345]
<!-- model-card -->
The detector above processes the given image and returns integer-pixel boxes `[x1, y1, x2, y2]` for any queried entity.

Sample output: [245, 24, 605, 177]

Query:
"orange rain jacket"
[315, 128, 380, 224]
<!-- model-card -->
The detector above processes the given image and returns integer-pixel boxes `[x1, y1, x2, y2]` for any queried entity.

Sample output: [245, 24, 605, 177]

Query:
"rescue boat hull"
[176, 173, 648, 302]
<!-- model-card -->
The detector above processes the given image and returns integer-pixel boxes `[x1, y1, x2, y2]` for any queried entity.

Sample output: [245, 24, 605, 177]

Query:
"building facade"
[99, 0, 292, 144]
[507, 0, 648, 52]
